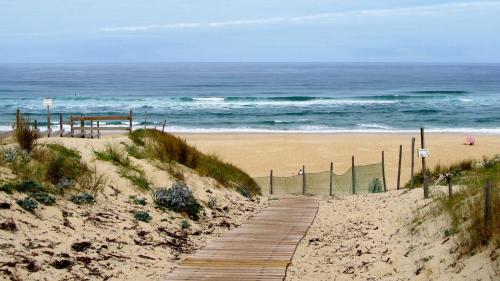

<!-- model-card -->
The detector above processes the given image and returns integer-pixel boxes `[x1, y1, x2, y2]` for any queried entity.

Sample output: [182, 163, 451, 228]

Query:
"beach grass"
[129, 129, 260, 194]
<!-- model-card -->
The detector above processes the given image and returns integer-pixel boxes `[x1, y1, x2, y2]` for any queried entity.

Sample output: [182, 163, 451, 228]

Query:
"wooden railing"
[70, 110, 133, 138]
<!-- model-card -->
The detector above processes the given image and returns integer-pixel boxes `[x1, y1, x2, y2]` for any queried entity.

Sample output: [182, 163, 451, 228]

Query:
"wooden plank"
[70, 115, 130, 121]
[165, 197, 318, 281]
[71, 126, 131, 131]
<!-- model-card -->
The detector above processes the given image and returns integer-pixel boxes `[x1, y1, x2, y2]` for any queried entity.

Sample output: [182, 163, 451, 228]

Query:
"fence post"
[448, 177, 453, 197]
[485, 180, 493, 225]
[90, 120, 94, 138]
[34, 120, 38, 130]
[397, 144, 402, 190]
[351, 156, 356, 194]
[382, 151, 387, 192]
[80, 115, 84, 134]
[97, 121, 100, 139]
[270, 170, 273, 195]
[329, 162, 333, 196]
[16, 109, 20, 128]
[411, 137, 415, 188]
[70, 118, 74, 137]
[47, 106, 51, 137]
[421, 128, 429, 198]
[129, 110, 133, 131]
[59, 113, 63, 137]
[302, 165, 306, 195]
[162, 119, 167, 133]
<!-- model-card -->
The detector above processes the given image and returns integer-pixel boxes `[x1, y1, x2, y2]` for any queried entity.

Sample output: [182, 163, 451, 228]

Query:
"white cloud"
[100, 1, 500, 32]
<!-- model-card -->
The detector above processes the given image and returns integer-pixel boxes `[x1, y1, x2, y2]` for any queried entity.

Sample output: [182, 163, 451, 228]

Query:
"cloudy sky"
[1, 0, 500, 63]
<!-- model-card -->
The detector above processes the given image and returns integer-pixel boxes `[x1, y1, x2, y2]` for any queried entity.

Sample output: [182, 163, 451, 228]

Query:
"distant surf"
[0, 63, 499, 133]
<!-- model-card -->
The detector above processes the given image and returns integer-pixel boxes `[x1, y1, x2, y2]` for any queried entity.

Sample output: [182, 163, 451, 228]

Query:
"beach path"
[166, 197, 318, 281]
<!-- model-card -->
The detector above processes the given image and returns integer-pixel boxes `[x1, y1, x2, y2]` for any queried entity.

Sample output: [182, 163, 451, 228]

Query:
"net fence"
[254, 163, 385, 196]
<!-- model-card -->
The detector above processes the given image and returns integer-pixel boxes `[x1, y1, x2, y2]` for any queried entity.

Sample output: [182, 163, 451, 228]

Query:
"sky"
[1, 0, 500, 63]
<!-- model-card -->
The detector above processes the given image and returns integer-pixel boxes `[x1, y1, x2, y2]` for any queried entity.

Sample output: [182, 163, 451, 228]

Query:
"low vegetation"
[129, 129, 259, 194]
[14, 115, 39, 152]
[408, 155, 499, 258]
[71, 192, 96, 205]
[134, 210, 152, 223]
[17, 197, 38, 212]
[153, 181, 202, 220]
[94, 144, 150, 190]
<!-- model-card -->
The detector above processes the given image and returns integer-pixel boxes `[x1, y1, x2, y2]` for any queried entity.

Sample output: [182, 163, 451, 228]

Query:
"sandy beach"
[177, 133, 500, 189]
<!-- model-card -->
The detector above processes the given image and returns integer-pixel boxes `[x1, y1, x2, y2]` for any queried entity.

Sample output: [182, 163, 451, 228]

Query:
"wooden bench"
[69, 110, 133, 138]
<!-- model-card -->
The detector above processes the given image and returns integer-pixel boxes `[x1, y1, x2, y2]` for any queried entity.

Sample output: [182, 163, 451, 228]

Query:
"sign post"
[43, 97, 53, 136]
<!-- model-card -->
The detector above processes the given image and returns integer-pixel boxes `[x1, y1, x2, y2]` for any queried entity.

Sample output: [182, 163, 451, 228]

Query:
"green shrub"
[71, 192, 96, 205]
[0, 182, 15, 193]
[134, 211, 152, 223]
[236, 185, 252, 199]
[14, 115, 39, 152]
[180, 219, 191, 229]
[94, 144, 132, 168]
[46, 144, 81, 159]
[207, 195, 217, 209]
[123, 143, 146, 159]
[153, 181, 202, 220]
[17, 197, 38, 212]
[76, 166, 107, 194]
[32, 192, 56, 205]
[129, 195, 147, 205]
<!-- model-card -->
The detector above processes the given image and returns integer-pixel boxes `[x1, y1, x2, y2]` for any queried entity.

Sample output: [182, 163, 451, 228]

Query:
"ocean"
[1, 63, 499, 133]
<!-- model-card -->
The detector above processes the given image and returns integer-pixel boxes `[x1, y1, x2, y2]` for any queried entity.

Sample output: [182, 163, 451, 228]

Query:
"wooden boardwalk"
[166, 197, 318, 281]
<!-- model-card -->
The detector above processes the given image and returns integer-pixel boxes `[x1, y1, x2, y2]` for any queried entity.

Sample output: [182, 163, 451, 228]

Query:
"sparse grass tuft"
[14, 115, 39, 152]
[129, 195, 147, 205]
[236, 185, 252, 199]
[180, 219, 191, 229]
[32, 192, 56, 205]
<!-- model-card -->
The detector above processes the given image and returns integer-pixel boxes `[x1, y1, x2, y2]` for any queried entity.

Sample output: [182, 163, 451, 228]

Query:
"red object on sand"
[466, 136, 475, 145]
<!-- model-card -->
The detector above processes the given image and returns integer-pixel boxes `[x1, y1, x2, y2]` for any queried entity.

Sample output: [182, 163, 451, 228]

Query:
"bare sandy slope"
[178, 133, 500, 189]
[286, 188, 499, 281]
[0, 136, 268, 281]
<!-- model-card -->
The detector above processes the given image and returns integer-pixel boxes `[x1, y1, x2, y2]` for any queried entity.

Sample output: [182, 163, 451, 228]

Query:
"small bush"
[0, 182, 15, 193]
[76, 166, 107, 194]
[32, 192, 56, 205]
[236, 185, 252, 199]
[207, 196, 217, 209]
[180, 219, 191, 229]
[17, 197, 38, 212]
[153, 181, 202, 220]
[129, 195, 147, 205]
[94, 144, 132, 168]
[14, 115, 39, 152]
[123, 143, 146, 159]
[134, 211, 152, 223]
[71, 192, 96, 205]
[2, 147, 17, 163]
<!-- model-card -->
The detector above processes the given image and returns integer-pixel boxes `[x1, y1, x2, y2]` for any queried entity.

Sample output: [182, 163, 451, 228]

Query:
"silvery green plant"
[153, 181, 202, 220]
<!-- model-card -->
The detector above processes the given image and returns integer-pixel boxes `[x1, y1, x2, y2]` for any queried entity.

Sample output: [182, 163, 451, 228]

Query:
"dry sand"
[0, 136, 268, 280]
[286, 188, 499, 281]
[178, 133, 500, 189]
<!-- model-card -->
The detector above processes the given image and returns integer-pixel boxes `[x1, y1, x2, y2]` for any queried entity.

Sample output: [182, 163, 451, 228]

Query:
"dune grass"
[94, 144, 150, 190]
[14, 115, 39, 152]
[411, 155, 499, 257]
[129, 129, 260, 195]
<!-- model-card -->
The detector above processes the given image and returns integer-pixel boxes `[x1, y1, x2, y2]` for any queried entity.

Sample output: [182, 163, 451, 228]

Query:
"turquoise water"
[1, 63, 499, 133]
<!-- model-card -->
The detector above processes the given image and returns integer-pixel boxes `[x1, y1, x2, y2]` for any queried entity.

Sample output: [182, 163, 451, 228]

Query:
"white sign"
[418, 149, 430, 158]
[43, 97, 53, 107]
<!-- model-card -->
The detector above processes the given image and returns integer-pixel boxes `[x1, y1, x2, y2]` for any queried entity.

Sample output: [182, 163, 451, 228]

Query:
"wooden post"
[80, 115, 84, 134]
[47, 105, 51, 137]
[411, 137, 415, 188]
[382, 151, 387, 192]
[59, 113, 63, 137]
[70, 119, 74, 137]
[90, 120, 94, 138]
[397, 144, 402, 190]
[97, 121, 100, 139]
[162, 119, 167, 133]
[129, 110, 133, 131]
[144, 111, 147, 130]
[421, 128, 429, 199]
[351, 156, 356, 194]
[270, 170, 273, 195]
[16, 109, 20, 128]
[329, 162, 333, 196]
[485, 180, 492, 225]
